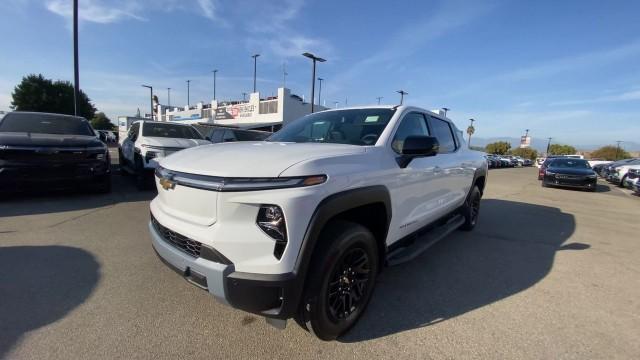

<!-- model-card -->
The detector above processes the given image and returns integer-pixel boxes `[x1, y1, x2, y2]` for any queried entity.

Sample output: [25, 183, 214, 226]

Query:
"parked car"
[149, 105, 487, 340]
[538, 157, 557, 180]
[622, 167, 640, 189]
[541, 158, 597, 191]
[205, 127, 270, 143]
[119, 121, 210, 189]
[97, 130, 117, 143]
[608, 160, 640, 187]
[600, 158, 639, 179]
[0, 111, 111, 193]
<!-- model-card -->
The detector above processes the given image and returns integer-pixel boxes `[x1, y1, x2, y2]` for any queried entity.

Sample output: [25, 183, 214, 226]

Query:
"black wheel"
[94, 174, 112, 194]
[118, 149, 129, 176]
[296, 221, 379, 341]
[460, 185, 481, 231]
[618, 175, 627, 188]
[134, 155, 148, 190]
[541, 181, 547, 188]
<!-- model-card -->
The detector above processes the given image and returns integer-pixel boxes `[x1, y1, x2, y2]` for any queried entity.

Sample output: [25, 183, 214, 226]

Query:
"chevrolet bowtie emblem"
[159, 177, 176, 190]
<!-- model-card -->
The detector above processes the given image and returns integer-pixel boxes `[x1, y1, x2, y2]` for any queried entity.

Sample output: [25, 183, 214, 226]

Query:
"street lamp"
[212, 69, 218, 101]
[467, 118, 475, 148]
[302, 52, 326, 113]
[242, 92, 247, 102]
[317, 77, 324, 109]
[376, 96, 383, 105]
[616, 140, 623, 160]
[546, 137, 553, 155]
[141, 85, 153, 120]
[251, 54, 260, 93]
[72, 0, 80, 116]
[186, 80, 191, 106]
[333, 101, 339, 109]
[441, 107, 450, 117]
[397, 90, 408, 105]
[167, 88, 171, 107]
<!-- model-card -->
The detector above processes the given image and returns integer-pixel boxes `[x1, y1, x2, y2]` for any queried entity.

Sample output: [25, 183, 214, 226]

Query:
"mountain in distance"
[470, 137, 640, 152]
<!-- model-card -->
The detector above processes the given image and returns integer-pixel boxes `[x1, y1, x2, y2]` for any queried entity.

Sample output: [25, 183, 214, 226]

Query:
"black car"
[204, 127, 271, 143]
[541, 158, 597, 192]
[0, 112, 111, 193]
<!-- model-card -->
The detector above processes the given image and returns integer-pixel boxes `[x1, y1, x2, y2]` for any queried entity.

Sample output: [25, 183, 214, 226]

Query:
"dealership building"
[155, 87, 327, 131]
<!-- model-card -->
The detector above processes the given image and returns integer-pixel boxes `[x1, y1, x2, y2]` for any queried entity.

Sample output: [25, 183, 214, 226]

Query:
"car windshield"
[267, 108, 396, 145]
[549, 158, 591, 169]
[0, 112, 94, 136]
[142, 123, 203, 139]
[235, 130, 270, 141]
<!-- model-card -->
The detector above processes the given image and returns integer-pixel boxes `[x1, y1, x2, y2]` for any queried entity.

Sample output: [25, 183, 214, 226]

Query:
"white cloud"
[45, 0, 146, 24]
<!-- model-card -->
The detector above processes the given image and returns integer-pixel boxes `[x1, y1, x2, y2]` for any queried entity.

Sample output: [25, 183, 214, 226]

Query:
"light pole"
[212, 69, 218, 101]
[333, 101, 339, 109]
[73, 0, 79, 116]
[616, 140, 623, 160]
[167, 88, 171, 107]
[302, 52, 326, 113]
[186, 80, 191, 106]
[251, 54, 260, 93]
[467, 118, 475, 148]
[546, 137, 552, 155]
[442, 107, 450, 117]
[142, 85, 153, 120]
[242, 92, 247, 102]
[397, 90, 408, 105]
[282, 62, 288, 87]
[376, 96, 383, 105]
[317, 77, 324, 109]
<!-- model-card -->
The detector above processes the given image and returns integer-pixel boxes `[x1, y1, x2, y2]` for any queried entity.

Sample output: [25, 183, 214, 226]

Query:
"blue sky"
[1, 0, 639, 147]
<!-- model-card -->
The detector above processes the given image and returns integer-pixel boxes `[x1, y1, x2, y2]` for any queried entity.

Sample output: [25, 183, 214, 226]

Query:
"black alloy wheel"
[327, 247, 371, 321]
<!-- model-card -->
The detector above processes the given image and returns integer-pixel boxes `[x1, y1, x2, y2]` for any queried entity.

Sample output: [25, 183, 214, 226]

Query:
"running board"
[386, 214, 465, 266]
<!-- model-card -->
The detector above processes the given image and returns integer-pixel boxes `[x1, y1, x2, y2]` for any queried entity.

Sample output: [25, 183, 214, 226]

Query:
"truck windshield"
[0, 113, 94, 136]
[142, 123, 203, 139]
[267, 108, 395, 145]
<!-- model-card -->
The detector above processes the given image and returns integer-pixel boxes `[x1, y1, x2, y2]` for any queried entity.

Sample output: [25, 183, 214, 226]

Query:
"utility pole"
[397, 90, 408, 105]
[252, 54, 260, 93]
[72, 0, 80, 116]
[212, 69, 218, 101]
[442, 107, 450, 117]
[467, 118, 475, 148]
[616, 140, 623, 160]
[546, 137, 553, 155]
[376, 97, 383, 105]
[282, 62, 288, 88]
[317, 77, 324, 109]
[186, 80, 191, 106]
[242, 92, 247, 102]
[302, 52, 326, 113]
[142, 85, 153, 120]
[167, 88, 171, 107]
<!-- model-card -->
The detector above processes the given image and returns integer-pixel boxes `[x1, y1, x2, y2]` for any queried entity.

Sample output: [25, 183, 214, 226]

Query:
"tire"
[296, 221, 379, 341]
[460, 185, 481, 231]
[134, 155, 148, 190]
[118, 149, 129, 176]
[541, 181, 547, 188]
[618, 175, 627, 188]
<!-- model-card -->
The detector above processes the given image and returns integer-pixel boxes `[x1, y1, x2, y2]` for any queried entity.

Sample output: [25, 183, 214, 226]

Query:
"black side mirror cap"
[397, 135, 439, 168]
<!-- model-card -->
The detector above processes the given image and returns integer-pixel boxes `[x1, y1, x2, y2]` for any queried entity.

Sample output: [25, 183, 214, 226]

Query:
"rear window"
[0, 112, 94, 136]
[234, 130, 270, 141]
[549, 158, 591, 169]
[142, 123, 203, 139]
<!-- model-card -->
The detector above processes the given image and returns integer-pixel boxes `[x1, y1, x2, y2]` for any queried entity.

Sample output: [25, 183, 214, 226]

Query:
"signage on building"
[520, 136, 531, 148]
[173, 114, 201, 121]
[215, 104, 256, 120]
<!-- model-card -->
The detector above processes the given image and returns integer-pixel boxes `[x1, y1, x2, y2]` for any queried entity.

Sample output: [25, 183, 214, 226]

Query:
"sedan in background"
[541, 158, 598, 192]
[0, 111, 111, 193]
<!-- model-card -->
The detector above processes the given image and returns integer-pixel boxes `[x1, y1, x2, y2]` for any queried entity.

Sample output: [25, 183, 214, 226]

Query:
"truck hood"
[159, 142, 367, 177]
[143, 136, 210, 148]
[0, 132, 103, 148]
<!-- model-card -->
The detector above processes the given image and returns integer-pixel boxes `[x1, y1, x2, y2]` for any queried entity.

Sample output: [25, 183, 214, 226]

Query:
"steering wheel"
[360, 133, 378, 145]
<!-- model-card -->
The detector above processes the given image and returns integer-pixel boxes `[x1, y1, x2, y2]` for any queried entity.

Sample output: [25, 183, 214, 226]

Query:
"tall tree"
[548, 144, 577, 155]
[485, 141, 511, 155]
[11, 74, 96, 120]
[91, 112, 115, 130]
[590, 145, 631, 161]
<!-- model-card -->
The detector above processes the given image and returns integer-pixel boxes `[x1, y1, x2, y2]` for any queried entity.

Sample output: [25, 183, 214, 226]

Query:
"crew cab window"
[429, 117, 457, 153]
[128, 123, 140, 141]
[391, 112, 429, 153]
[209, 129, 224, 143]
[222, 130, 237, 142]
[142, 122, 203, 139]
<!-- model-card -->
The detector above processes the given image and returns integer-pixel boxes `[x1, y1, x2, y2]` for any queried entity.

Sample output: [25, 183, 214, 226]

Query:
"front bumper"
[149, 220, 300, 319]
[0, 161, 110, 190]
[543, 175, 597, 189]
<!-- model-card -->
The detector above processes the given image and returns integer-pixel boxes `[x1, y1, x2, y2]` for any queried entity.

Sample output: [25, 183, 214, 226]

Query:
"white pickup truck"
[149, 106, 488, 340]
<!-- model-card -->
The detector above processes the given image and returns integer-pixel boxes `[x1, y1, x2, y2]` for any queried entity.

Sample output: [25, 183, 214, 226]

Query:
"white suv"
[149, 106, 487, 340]
[119, 121, 209, 188]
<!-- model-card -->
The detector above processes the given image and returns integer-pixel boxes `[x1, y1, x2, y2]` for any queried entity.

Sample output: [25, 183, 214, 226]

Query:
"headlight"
[545, 171, 555, 176]
[257, 205, 287, 259]
[587, 174, 597, 179]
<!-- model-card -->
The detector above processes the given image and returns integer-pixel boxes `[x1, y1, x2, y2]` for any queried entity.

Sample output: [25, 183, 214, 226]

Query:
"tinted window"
[268, 109, 395, 145]
[142, 123, 203, 139]
[222, 130, 237, 142]
[210, 129, 224, 143]
[234, 130, 270, 141]
[0, 113, 94, 136]
[128, 123, 140, 141]
[549, 159, 591, 169]
[429, 117, 457, 153]
[392, 112, 429, 153]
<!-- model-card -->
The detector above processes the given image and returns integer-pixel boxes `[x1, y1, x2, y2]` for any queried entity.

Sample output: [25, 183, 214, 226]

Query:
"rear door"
[121, 122, 140, 163]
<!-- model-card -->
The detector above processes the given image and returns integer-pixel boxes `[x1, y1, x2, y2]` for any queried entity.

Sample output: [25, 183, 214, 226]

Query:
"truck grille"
[151, 214, 202, 258]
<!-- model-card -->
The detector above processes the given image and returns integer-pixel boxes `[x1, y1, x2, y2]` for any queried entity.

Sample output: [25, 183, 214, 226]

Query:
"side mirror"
[397, 135, 439, 168]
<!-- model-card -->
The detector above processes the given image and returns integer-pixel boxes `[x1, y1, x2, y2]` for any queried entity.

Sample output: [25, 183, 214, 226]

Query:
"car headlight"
[587, 174, 597, 179]
[545, 171, 555, 176]
[257, 205, 288, 259]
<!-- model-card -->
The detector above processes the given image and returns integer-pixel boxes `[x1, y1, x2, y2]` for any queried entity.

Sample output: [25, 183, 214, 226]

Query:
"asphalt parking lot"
[1, 163, 639, 359]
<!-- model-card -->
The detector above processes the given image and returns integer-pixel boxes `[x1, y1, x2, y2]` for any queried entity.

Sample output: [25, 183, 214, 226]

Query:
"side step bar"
[386, 214, 465, 266]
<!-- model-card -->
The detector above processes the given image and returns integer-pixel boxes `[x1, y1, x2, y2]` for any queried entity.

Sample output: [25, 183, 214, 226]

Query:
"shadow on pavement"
[0, 246, 100, 357]
[341, 199, 580, 342]
[0, 172, 155, 217]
